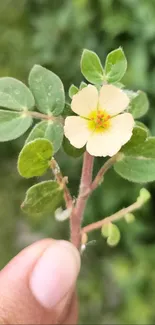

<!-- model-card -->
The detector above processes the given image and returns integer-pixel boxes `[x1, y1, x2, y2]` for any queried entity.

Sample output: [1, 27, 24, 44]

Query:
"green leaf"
[79, 81, 87, 90]
[120, 126, 148, 157]
[101, 223, 121, 247]
[121, 127, 155, 158]
[26, 120, 64, 153]
[137, 188, 151, 205]
[63, 136, 85, 158]
[107, 224, 121, 247]
[114, 156, 155, 183]
[0, 77, 35, 111]
[18, 139, 53, 178]
[105, 47, 127, 83]
[26, 121, 47, 142]
[124, 213, 135, 223]
[45, 121, 64, 153]
[135, 121, 150, 135]
[29, 65, 65, 116]
[0, 109, 32, 141]
[101, 223, 110, 238]
[128, 91, 149, 119]
[114, 126, 155, 182]
[81, 49, 104, 84]
[69, 84, 78, 99]
[21, 180, 63, 216]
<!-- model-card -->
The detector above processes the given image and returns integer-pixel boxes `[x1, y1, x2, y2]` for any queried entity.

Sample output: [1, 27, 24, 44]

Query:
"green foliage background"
[1, 0, 155, 323]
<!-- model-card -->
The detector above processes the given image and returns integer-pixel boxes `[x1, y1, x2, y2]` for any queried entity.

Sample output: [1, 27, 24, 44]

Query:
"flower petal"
[86, 113, 134, 157]
[71, 85, 98, 117]
[99, 85, 129, 116]
[64, 116, 91, 148]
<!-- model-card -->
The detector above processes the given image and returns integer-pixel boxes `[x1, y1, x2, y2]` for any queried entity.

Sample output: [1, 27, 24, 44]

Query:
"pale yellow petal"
[71, 85, 98, 117]
[110, 113, 134, 146]
[86, 113, 134, 157]
[64, 116, 90, 149]
[86, 131, 114, 157]
[99, 84, 129, 116]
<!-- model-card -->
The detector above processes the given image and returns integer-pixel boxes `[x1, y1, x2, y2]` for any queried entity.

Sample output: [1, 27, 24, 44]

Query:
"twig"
[23, 110, 54, 121]
[90, 153, 120, 192]
[82, 153, 120, 197]
[81, 199, 142, 235]
[70, 151, 94, 249]
[50, 159, 73, 209]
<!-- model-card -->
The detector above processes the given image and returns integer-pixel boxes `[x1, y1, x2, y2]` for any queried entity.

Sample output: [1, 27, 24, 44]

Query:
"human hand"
[0, 239, 80, 324]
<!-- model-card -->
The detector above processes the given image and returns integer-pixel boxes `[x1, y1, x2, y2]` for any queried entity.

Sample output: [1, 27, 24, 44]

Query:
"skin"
[0, 239, 80, 324]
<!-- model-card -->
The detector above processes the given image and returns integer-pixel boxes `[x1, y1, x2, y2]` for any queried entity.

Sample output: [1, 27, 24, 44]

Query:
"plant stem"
[90, 153, 120, 192]
[70, 151, 94, 249]
[82, 153, 120, 197]
[81, 199, 142, 235]
[24, 111, 54, 121]
[50, 159, 73, 209]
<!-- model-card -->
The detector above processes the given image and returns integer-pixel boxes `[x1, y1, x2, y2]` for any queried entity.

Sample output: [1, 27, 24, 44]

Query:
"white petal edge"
[86, 113, 134, 157]
[71, 85, 98, 117]
[64, 116, 91, 149]
[99, 84, 130, 116]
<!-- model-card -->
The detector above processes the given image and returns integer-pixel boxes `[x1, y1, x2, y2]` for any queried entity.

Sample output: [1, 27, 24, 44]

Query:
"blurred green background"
[1, 0, 155, 323]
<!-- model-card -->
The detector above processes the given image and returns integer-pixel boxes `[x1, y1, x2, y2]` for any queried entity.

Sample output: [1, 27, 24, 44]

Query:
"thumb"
[0, 239, 80, 324]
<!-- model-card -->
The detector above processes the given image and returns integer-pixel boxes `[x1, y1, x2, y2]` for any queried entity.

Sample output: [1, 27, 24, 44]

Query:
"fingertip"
[57, 240, 81, 272]
[30, 240, 80, 309]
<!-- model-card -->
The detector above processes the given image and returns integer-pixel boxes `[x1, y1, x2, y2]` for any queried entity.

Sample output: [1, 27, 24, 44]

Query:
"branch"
[24, 110, 54, 121]
[81, 153, 120, 198]
[50, 158, 73, 209]
[90, 153, 120, 192]
[70, 151, 94, 249]
[81, 199, 142, 235]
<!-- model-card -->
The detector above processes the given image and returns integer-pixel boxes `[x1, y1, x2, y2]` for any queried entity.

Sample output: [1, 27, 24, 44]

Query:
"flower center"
[87, 110, 111, 133]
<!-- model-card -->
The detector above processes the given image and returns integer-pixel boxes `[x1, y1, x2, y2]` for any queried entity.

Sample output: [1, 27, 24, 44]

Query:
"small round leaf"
[137, 188, 151, 205]
[26, 120, 64, 153]
[114, 156, 155, 183]
[18, 138, 53, 178]
[0, 109, 32, 141]
[0, 77, 35, 110]
[69, 84, 78, 99]
[135, 121, 150, 135]
[107, 224, 121, 247]
[102, 223, 120, 247]
[81, 49, 104, 84]
[124, 213, 135, 223]
[79, 81, 87, 90]
[128, 91, 149, 119]
[105, 47, 127, 83]
[115, 127, 155, 183]
[29, 65, 65, 116]
[21, 180, 63, 216]
[101, 223, 110, 238]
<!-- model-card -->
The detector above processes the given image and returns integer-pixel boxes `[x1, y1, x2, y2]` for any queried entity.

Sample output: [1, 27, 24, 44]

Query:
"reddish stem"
[81, 200, 142, 235]
[70, 151, 94, 249]
[50, 159, 73, 209]
[82, 153, 119, 197]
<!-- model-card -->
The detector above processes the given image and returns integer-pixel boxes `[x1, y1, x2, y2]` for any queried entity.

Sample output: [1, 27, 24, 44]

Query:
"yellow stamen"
[87, 110, 111, 133]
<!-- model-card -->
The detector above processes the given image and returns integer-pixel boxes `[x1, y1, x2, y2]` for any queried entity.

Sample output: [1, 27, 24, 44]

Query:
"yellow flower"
[64, 84, 134, 157]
